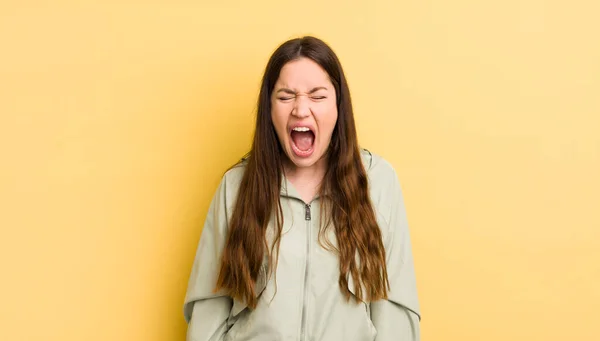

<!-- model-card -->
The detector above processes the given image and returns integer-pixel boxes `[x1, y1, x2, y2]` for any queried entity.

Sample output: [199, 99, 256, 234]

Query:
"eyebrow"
[275, 86, 328, 95]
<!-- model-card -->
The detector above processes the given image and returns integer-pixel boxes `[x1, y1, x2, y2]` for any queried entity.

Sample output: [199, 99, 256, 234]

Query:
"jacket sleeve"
[183, 175, 233, 341]
[370, 170, 421, 341]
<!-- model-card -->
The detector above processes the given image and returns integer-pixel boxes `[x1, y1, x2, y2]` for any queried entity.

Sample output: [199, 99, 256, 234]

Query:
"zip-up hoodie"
[184, 149, 421, 341]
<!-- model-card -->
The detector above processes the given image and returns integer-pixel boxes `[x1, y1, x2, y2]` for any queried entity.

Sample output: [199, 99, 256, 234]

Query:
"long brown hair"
[215, 36, 389, 308]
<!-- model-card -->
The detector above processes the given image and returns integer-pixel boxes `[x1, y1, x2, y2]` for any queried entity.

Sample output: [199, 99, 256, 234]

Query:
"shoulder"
[360, 148, 400, 189]
[360, 149, 405, 230]
[223, 159, 247, 186]
[210, 158, 248, 206]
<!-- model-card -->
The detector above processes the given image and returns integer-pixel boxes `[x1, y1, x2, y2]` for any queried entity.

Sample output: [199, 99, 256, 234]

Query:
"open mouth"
[290, 126, 315, 157]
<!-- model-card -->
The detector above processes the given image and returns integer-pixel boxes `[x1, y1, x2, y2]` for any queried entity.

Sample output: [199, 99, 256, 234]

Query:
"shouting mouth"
[290, 126, 315, 158]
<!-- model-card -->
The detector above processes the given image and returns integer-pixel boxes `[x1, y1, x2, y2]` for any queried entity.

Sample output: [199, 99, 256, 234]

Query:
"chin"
[285, 147, 325, 169]
[291, 158, 318, 169]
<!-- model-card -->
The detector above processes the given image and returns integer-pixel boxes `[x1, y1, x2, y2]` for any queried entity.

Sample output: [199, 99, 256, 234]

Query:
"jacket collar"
[278, 148, 372, 202]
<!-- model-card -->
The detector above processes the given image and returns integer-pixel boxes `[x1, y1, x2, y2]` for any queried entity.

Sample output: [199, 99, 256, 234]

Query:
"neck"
[283, 156, 328, 188]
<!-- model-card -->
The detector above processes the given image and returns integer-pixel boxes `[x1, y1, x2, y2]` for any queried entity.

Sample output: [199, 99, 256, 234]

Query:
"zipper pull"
[305, 204, 311, 221]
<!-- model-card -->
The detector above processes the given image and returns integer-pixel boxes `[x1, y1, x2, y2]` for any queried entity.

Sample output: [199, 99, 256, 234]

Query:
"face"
[271, 57, 338, 171]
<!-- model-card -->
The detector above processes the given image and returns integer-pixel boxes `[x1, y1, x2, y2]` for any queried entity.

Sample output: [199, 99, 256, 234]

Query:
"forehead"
[276, 57, 332, 89]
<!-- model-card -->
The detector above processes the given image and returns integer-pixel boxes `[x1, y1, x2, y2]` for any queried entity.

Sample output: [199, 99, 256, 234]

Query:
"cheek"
[271, 106, 289, 138]
[316, 107, 338, 138]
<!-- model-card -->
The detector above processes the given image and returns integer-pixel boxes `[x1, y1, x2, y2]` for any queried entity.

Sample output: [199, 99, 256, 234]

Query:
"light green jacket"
[184, 149, 421, 341]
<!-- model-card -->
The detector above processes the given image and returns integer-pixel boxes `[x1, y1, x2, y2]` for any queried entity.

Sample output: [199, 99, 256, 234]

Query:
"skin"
[270, 57, 339, 202]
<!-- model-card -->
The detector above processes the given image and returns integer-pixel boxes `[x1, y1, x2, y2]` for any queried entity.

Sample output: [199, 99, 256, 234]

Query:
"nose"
[292, 95, 311, 118]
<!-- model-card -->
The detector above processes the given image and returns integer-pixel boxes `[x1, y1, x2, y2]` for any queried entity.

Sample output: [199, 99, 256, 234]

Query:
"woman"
[184, 36, 420, 341]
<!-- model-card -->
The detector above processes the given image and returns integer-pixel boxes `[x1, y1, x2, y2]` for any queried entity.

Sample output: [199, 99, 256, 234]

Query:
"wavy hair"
[215, 36, 389, 308]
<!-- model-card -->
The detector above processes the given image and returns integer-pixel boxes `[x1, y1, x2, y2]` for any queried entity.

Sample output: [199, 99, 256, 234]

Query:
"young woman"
[184, 36, 420, 341]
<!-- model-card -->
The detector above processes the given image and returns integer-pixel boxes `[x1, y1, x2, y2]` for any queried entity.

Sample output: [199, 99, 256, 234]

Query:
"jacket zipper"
[300, 203, 311, 341]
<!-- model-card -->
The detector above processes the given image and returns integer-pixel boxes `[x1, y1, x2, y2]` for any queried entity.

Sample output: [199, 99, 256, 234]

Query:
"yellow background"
[1, 1, 599, 340]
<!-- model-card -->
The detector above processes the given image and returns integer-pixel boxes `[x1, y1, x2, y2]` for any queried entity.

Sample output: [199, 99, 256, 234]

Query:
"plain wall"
[1, 1, 599, 340]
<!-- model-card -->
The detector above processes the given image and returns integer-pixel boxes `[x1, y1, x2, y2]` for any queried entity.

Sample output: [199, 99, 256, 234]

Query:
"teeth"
[292, 127, 311, 132]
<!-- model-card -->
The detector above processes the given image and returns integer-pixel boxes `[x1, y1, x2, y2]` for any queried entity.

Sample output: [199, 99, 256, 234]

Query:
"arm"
[371, 170, 421, 341]
[186, 298, 232, 341]
[183, 175, 233, 341]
